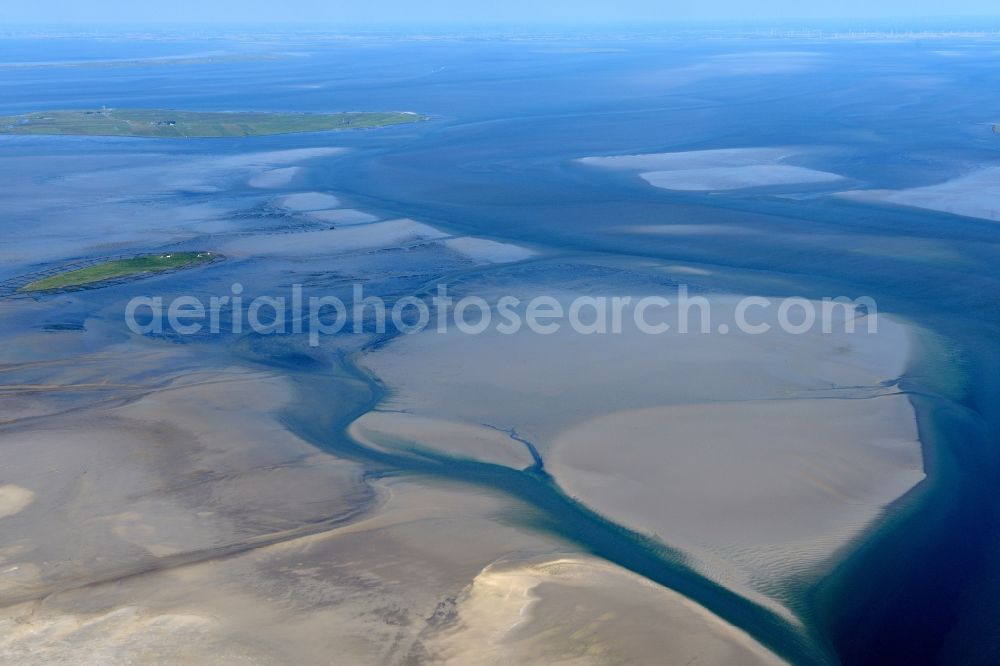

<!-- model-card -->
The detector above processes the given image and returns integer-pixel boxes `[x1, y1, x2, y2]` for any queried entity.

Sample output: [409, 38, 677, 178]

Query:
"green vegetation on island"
[0, 109, 428, 138]
[21, 252, 216, 292]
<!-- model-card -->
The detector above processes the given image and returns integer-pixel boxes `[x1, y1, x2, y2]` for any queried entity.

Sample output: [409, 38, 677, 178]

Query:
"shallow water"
[3, 32, 1000, 664]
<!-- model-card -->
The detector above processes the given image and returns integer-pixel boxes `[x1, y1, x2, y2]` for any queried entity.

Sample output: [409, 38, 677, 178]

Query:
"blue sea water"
[2, 31, 1000, 664]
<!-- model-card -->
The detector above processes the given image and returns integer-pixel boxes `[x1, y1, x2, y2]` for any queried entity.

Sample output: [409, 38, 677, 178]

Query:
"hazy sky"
[5, 0, 1000, 25]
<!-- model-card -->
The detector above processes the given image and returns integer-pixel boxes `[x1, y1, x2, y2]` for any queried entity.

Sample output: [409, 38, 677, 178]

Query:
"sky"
[4, 0, 1000, 26]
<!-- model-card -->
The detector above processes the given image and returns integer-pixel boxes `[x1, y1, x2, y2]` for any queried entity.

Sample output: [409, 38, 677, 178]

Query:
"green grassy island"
[0, 109, 427, 138]
[21, 252, 216, 292]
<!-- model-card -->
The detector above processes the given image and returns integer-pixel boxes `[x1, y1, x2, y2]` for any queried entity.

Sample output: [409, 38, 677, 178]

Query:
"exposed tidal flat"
[578, 148, 846, 192]
[1, 33, 999, 665]
[0, 146, 852, 664]
[837, 167, 1000, 223]
[353, 280, 924, 624]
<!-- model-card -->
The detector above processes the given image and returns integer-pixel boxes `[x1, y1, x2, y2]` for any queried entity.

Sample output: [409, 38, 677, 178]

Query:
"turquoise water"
[3, 32, 1000, 664]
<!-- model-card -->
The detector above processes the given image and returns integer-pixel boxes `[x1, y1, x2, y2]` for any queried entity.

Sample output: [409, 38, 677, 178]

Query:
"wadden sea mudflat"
[354, 284, 922, 620]
[0, 346, 372, 603]
[0, 475, 780, 665]
[7, 29, 1000, 665]
[248, 166, 302, 188]
[0, 135, 785, 662]
[0, 147, 349, 268]
[0, 304, 784, 665]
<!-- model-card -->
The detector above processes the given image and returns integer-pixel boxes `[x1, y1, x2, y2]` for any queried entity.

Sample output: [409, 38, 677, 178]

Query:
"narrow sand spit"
[212, 147, 346, 169]
[662, 264, 714, 276]
[617, 223, 755, 236]
[838, 166, 1000, 222]
[221, 218, 448, 256]
[641, 164, 842, 191]
[307, 208, 380, 225]
[442, 237, 537, 263]
[578, 148, 796, 170]
[350, 411, 536, 468]
[579, 147, 843, 191]
[355, 292, 921, 618]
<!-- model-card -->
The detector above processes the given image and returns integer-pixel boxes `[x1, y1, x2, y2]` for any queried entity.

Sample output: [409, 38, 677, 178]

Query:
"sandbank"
[307, 208, 380, 225]
[838, 166, 1000, 222]
[350, 411, 537, 469]
[580, 147, 843, 191]
[641, 164, 842, 191]
[442, 237, 537, 263]
[276, 192, 343, 211]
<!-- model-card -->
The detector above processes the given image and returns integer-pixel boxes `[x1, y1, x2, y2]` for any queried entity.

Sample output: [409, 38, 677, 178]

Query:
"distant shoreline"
[0, 108, 428, 138]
